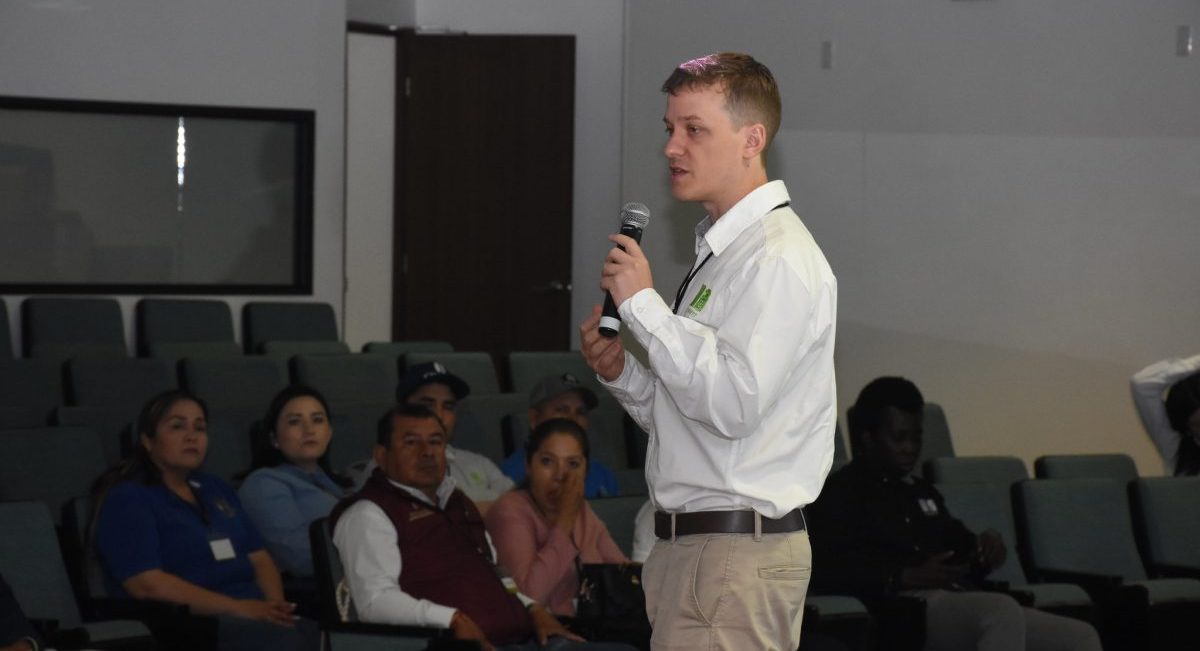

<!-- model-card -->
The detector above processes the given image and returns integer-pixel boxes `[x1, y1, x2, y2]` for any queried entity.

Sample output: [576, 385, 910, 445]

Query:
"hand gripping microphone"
[599, 202, 651, 338]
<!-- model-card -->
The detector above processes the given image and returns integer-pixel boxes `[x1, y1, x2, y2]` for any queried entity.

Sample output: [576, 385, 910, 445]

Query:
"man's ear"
[742, 123, 767, 160]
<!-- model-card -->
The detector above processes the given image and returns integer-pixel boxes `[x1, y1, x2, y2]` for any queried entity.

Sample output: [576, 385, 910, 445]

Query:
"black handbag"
[575, 563, 651, 649]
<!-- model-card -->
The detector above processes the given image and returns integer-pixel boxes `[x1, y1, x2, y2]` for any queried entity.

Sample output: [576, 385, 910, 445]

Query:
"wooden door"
[393, 33, 575, 366]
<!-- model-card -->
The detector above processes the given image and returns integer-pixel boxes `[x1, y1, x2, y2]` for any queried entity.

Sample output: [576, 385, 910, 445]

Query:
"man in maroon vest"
[331, 404, 631, 651]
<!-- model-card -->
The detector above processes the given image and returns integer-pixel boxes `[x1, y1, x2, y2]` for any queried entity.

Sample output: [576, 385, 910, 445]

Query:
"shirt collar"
[386, 474, 458, 509]
[695, 180, 790, 257]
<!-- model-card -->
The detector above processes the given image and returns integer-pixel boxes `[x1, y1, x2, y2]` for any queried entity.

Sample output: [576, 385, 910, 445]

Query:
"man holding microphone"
[580, 52, 838, 651]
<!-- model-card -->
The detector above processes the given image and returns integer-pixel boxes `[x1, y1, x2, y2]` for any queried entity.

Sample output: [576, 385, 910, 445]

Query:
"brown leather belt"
[654, 508, 806, 539]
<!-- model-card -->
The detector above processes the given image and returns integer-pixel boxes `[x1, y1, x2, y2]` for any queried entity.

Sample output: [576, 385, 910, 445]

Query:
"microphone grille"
[620, 202, 651, 228]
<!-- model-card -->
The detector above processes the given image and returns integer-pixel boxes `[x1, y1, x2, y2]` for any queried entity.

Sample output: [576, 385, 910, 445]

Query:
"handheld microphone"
[599, 202, 651, 338]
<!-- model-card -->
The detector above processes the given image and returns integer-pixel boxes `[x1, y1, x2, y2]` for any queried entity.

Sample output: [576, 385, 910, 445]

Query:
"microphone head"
[620, 202, 651, 229]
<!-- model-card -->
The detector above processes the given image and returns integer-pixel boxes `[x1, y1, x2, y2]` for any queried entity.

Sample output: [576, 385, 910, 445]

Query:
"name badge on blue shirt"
[209, 536, 236, 561]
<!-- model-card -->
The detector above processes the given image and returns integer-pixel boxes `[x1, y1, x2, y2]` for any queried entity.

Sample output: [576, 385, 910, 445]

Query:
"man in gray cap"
[499, 373, 620, 497]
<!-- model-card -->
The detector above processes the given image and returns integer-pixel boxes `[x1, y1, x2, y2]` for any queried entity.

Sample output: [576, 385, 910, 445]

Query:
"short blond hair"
[661, 52, 782, 152]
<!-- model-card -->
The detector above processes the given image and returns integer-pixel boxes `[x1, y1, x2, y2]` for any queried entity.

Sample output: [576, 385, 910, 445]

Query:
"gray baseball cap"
[528, 373, 598, 410]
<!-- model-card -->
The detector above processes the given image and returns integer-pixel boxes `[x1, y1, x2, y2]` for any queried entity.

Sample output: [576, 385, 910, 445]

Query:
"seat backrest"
[406, 351, 500, 395]
[507, 351, 602, 396]
[1034, 454, 1138, 484]
[202, 418, 254, 483]
[1014, 478, 1148, 582]
[54, 406, 136, 466]
[587, 496, 647, 558]
[182, 356, 289, 412]
[832, 421, 849, 470]
[146, 341, 242, 362]
[936, 481, 1028, 585]
[0, 297, 11, 359]
[364, 340, 454, 356]
[0, 501, 83, 627]
[291, 353, 397, 406]
[925, 456, 1029, 485]
[0, 358, 64, 425]
[243, 301, 338, 353]
[22, 297, 127, 359]
[263, 340, 351, 359]
[0, 426, 108, 525]
[309, 517, 352, 625]
[136, 299, 235, 355]
[68, 357, 177, 413]
[1130, 477, 1200, 571]
[61, 495, 108, 601]
[456, 393, 527, 464]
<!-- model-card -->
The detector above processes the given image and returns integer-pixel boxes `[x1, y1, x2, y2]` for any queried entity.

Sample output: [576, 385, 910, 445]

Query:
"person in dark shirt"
[809, 377, 1100, 651]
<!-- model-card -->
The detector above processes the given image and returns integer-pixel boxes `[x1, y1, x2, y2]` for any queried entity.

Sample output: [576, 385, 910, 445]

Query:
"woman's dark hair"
[243, 384, 352, 487]
[518, 418, 591, 490]
[88, 390, 209, 535]
[1165, 372, 1200, 475]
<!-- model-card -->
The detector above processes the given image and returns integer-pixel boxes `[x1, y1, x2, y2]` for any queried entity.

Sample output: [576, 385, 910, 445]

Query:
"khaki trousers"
[642, 530, 811, 651]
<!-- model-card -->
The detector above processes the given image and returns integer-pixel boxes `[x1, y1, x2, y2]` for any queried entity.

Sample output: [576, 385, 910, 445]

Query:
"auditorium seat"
[1014, 477, 1200, 649]
[1033, 453, 1138, 484]
[0, 501, 154, 649]
[587, 495, 645, 557]
[507, 350, 601, 395]
[406, 351, 501, 394]
[64, 358, 178, 463]
[936, 481, 1093, 614]
[309, 518, 447, 650]
[0, 358, 63, 428]
[291, 354, 397, 406]
[22, 297, 127, 360]
[262, 340, 350, 359]
[0, 426, 108, 525]
[455, 392, 527, 464]
[1130, 477, 1200, 578]
[832, 421, 850, 471]
[0, 297, 11, 359]
[242, 301, 339, 354]
[136, 298, 237, 357]
[363, 340, 454, 357]
[181, 356, 291, 476]
[924, 455, 1029, 485]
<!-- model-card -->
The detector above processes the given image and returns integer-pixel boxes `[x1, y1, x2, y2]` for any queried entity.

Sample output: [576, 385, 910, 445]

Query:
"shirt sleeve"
[238, 473, 311, 576]
[630, 500, 656, 563]
[484, 495, 578, 605]
[600, 351, 658, 435]
[1131, 353, 1200, 474]
[94, 483, 164, 584]
[332, 501, 456, 628]
[618, 254, 833, 440]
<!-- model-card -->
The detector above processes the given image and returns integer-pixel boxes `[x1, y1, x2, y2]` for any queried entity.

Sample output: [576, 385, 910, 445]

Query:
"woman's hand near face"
[553, 466, 585, 534]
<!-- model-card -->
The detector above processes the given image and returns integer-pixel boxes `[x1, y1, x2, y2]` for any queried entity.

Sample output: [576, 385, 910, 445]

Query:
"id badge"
[209, 536, 236, 561]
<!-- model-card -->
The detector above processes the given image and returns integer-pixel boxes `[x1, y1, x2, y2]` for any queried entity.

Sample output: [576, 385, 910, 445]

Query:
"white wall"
[0, 0, 347, 352]
[623, 0, 1200, 475]
[415, 0, 626, 347]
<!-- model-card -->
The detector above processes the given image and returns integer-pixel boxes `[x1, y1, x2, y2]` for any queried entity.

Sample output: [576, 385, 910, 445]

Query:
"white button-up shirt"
[604, 180, 838, 519]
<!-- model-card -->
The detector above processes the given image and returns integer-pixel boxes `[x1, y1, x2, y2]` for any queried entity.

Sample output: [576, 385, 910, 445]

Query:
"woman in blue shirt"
[92, 390, 316, 651]
[238, 385, 352, 579]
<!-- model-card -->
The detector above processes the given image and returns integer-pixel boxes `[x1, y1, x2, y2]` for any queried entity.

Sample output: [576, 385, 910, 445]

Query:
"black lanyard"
[672, 201, 790, 314]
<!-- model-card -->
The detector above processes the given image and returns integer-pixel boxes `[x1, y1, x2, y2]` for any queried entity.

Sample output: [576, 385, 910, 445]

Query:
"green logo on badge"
[689, 285, 711, 312]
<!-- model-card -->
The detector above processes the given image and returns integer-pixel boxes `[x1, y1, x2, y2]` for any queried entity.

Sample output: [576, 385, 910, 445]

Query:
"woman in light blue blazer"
[238, 385, 353, 580]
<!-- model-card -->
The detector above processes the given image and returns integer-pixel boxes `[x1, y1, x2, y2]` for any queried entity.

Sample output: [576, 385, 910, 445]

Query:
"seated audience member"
[486, 418, 629, 616]
[630, 500, 655, 563]
[1131, 352, 1200, 476]
[92, 390, 318, 651]
[500, 374, 620, 498]
[808, 377, 1101, 651]
[350, 362, 515, 513]
[239, 385, 353, 578]
[1, 574, 44, 651]
[331, 404, 633, 651]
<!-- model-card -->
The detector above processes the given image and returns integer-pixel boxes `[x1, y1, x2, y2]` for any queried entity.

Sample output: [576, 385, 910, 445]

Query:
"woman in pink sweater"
[485, 418, 629, 616]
